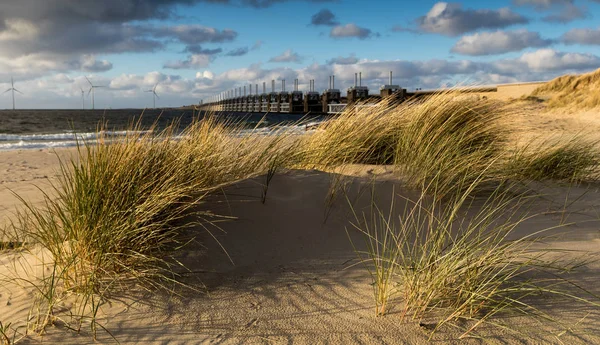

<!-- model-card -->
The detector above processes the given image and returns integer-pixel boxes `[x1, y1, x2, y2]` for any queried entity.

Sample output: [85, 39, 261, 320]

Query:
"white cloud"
[330, 23, 372, 39]
[196, 71, 215, 80]
[562, 27, 600, 45]
[80, 55, 113, 72]
[327, 54, 360, 65]
[269, 49, 303, 63]
[451, 30, 553, 56]
[492, 49, 600, 74]
[418, 2, 528, 36]
[164, 54, 213, 69]
[513, 0, 573, 9]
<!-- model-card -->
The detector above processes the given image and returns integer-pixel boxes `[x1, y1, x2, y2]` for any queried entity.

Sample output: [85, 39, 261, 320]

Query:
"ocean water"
[0, 109, 326, 151]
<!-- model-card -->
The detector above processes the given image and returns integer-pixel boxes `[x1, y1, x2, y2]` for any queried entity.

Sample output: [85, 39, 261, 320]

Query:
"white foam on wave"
[0, 122, 325, 151]
[235, 121, 325, 137]
[0, 140, 81, 151]
[0, 130, 149, 142]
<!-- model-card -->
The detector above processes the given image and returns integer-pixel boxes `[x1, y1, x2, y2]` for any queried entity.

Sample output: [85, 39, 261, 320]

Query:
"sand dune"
[1, 154, 600, 343]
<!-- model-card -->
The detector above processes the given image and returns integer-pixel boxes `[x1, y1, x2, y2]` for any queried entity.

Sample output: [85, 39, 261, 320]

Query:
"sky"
[1, 0, 600, 109]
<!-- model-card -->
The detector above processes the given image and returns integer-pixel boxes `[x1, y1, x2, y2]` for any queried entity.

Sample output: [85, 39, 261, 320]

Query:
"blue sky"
[1, 0, 600, 108]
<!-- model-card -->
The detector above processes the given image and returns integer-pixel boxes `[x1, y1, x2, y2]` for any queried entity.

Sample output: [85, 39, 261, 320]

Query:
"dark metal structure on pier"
[290, 79, 303, 113]
[253, 84, 260, 112]
[380, 71, 406, 100]
[269, 80, 278, 112]
[347, 72, 369, 106]
[321, 75, 341, 114]
[278, 80, 290, 113]
[304, 79, 320, 113]
[260, 82, 269, 112]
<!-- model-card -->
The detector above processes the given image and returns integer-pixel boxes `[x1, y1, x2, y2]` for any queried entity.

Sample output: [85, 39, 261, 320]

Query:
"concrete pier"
[198, 71, 547, 115]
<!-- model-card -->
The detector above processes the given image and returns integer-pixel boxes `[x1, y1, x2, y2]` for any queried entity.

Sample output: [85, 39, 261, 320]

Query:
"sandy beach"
[2, 126, 600, 344]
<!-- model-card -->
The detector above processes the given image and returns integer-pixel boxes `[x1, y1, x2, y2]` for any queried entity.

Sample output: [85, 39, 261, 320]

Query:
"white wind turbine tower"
[80, 87, 85, 110]
[85, 76, 105, 110]
[3, 77, 23, 110]
[145, 84, 159, 108]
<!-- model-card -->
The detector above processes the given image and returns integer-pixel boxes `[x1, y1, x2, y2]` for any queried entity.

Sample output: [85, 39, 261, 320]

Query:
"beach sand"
[2, 108, 600, 344]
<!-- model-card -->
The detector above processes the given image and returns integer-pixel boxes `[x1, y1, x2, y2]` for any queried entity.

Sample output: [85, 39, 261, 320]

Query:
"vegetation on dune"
[301, 92, 509, 198]
[347, 180, 600, 339]
[392, 94, 507, 197]
[531, 68, 600, 109]
[2, 116, 299, 335]
[505, 135, 600, 183]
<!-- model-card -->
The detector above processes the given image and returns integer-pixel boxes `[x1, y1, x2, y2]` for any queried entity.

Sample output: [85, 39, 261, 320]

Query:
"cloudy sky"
[1, 0, 600, 109]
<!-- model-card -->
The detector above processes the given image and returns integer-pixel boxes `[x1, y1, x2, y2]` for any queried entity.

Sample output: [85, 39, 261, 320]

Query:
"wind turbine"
[80, 87, 85, 110]
[3, 77, 22, 110]
[145, 84, 159, 108]
[85, 76, 105, 110]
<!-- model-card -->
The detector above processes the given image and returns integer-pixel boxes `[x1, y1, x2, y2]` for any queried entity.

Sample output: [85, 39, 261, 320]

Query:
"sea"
[0, 109, 327, 151]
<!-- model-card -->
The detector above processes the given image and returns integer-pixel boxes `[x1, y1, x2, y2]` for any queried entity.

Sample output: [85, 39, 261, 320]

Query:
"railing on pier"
[280, 103, 290, 113]
[270, 102, 278, 112]
[254, 104, 261, 112]
[328, 104, 347, 114]
[261, 103, 269, 112]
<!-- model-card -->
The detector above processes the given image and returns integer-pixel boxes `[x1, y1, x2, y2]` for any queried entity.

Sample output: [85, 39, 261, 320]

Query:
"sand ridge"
[1, 162, 600, 343]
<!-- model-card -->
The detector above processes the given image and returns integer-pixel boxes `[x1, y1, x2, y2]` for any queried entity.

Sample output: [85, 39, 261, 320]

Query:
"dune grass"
[392, 94, 507, 198]
[347, 178, 600, 339]
[531, 68, 600, 110]
[3, 115, 299, 334]
[299, 98, 401, 168]
[504, 135, 600, 183]
[301, 92, 509, 198]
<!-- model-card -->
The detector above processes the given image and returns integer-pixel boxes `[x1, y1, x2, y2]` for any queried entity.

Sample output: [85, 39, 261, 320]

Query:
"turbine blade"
[155, 93, 159, 99]
[3, 88, 11, 94]
[88, 88, 93, 95]
[14, 88, 23, 94]
[85, 76, 92, 86]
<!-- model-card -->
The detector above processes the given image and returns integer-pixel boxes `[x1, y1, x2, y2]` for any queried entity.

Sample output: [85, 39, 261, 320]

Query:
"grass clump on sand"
[348, 180, 599, 339]
[505, 135, 600, 183]
[300, 99, 401, 168]
[531, 68, 600, 110]
[302, 92, 508, 198]
[392, 94, 506, 197]
[5, 116, 298, 333]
